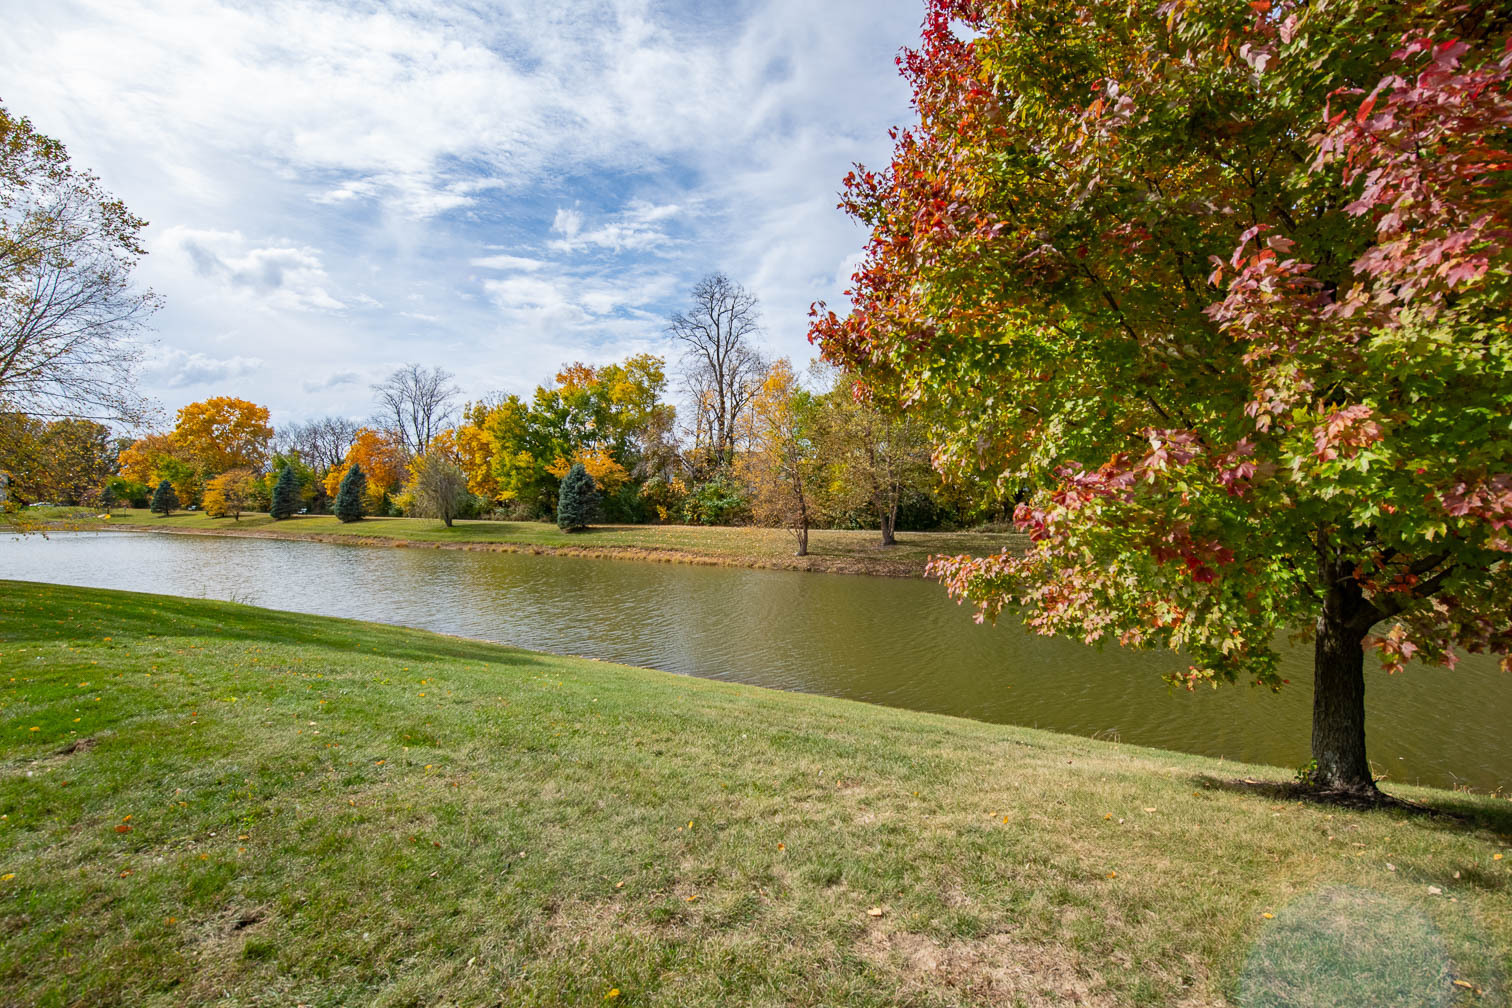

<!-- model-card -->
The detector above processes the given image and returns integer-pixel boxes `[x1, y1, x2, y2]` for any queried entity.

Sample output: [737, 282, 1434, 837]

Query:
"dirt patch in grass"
[53, 736, 97, 757]
[859, 926, 1119, 1006]
[228, 907, 267, 932]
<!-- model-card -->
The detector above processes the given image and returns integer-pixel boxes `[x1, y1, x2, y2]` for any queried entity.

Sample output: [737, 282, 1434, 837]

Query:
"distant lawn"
[1, 581, 1508, 1007]
[23, 508, 1026, 577]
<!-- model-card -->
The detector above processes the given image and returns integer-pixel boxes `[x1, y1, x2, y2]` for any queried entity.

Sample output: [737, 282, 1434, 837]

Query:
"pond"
[2, 530, 1506, 792]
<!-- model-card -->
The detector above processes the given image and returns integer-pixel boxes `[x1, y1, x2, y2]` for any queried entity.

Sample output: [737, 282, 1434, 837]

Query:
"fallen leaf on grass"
[867, 907, 884, 917]
[1427, 886, 1442, 895]
[114, 824, 132, 833]
[1262, 912, 1274, 919]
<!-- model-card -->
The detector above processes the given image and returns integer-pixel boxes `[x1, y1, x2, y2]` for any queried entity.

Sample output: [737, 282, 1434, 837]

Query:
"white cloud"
[139, 346, 265, 389]
[164, 227, 346, 312]
[552, 208, 585, 241]
[470, 255, 546, 271]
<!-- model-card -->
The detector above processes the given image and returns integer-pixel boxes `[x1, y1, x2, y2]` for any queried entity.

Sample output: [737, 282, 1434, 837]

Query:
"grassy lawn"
[15, 507, 1026, 577]
[1, 581, 1508, 1007]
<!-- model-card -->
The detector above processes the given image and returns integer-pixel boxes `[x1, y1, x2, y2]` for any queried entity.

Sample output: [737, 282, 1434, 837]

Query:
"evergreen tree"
[269, 464, 299, 520]
[333, 464, 367, 523]
[99, 484, 117, 511]
[556, 462, 598, 532]
[150, 479, 179, 516]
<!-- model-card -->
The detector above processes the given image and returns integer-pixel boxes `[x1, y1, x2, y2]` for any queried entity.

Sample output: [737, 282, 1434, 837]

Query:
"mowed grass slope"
[23, 506, 1025, 577]
[1, 581, 1508, 1007]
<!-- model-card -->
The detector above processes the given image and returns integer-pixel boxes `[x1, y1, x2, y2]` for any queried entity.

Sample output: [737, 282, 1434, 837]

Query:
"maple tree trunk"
[1310, 574, 1378, 797]
[879, 507, 896, 546]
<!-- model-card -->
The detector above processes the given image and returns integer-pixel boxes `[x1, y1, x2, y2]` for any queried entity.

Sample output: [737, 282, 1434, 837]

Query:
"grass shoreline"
[8, 507, 1027, 579]
[1, 581, 1508, 1006]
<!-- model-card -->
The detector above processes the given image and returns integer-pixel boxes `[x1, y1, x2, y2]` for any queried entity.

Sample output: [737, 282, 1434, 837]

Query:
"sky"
[0, 0, 922, 428]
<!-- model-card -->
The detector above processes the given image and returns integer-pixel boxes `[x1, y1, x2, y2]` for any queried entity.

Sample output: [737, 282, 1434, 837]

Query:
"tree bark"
[1310, 569, 1378, 796]
[879, 507, 896, 547]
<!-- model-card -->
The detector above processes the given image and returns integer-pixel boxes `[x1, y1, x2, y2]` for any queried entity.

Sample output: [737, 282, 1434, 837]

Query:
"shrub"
[681, 472, 749, 526]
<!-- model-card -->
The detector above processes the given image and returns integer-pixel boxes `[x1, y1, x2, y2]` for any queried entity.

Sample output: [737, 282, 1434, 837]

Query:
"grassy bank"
[1, 581, 1508, 1007]
[11, 507, 1024, 578]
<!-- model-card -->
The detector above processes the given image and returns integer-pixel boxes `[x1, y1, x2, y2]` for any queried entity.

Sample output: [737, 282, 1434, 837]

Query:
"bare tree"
[372, 364, 460, 457]
[277, 416, 360, 472]
[1, 102, 156, 424]
[668, 274, 766, 473]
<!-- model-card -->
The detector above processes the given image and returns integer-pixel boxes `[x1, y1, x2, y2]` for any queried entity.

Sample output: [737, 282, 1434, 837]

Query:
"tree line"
[3, 268, 983, 544]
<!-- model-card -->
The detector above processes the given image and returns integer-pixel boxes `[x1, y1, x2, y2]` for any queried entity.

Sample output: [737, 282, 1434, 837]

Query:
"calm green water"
[2, 531, 1506, 791]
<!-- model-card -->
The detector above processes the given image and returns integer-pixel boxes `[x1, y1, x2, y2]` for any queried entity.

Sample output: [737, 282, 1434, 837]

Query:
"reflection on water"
[2, 531, 1506, 791]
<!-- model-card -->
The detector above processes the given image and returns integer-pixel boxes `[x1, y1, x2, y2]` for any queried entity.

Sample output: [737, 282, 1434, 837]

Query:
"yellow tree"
[546, 449, 629, 494]
[172, 397, 273, 476]
[453, 422, 499, 502]
[202, 468, 255, 520]
[737, 359, 821, 556]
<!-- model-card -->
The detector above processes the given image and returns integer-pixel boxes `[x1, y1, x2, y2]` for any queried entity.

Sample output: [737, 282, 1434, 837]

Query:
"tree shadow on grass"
[0, 580, 562, 672]
[1192, 774, 1512, 841]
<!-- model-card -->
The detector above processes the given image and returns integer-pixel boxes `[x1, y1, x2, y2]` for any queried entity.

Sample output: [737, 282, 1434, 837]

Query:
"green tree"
[816, 381, 934, 547]
[812, 0, 1512, 799]
[333, 464, 367, 523]
[556, 462, 598, 532]
[150, 479, 179, 517]
[269, 464, 300, 520]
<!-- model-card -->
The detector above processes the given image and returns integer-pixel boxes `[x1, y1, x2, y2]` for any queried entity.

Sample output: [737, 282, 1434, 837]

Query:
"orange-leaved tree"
[324, 427, 406, 512]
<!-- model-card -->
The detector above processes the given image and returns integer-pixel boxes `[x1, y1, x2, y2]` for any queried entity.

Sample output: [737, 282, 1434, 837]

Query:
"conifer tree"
[150, 479, 179, 517]
[556, 462, 598, 532]
[270, 464, 299, 520]
[99, 484, 117, 511]
[333, 464, 367, 523]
